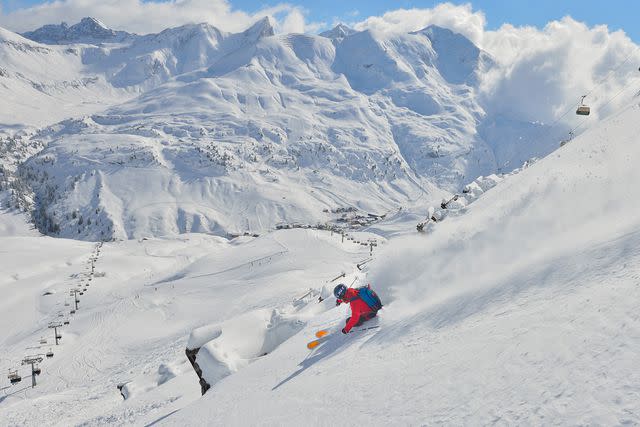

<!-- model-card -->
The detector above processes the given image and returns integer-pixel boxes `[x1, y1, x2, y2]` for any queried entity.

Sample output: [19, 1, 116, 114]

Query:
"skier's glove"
[341, 328, 347, 334]
[335, 299, 341, 306]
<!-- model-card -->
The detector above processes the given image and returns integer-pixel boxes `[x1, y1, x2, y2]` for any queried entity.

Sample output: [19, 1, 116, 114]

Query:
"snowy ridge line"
[416, 158, 538, 232]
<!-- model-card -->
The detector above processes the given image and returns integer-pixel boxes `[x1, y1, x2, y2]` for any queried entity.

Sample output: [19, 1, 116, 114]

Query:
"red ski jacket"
[337, 288, 376, 333]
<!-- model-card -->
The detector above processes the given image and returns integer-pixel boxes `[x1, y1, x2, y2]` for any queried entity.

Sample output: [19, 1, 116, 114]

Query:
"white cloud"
[352, 3, 486, 45]
[480, 17, 640, 123]
[352, 3, 640, 124]
[278, 7, 305, 34]
[0, 0, 313, 35]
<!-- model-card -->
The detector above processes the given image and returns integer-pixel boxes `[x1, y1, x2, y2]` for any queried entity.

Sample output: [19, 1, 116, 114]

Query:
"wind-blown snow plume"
[369, 100, 640, 325]
[353, 3, 640, 124]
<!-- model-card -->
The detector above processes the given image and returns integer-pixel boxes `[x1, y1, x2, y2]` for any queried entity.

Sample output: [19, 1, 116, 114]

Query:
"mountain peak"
[319, 23, 356, 42]
[22, 17, 132, 45]
[411, 24, 489, 85]
[243, 16, 275, 39]
[75, 17, 109, 31]
[413, 24, 478, 54]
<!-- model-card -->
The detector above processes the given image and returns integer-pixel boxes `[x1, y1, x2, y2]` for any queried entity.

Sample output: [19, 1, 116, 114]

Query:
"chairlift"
[70, 310, 76, 314]
[46, 349, 54, 358]
[79, 292, 84, 296]
[63, 320, 70, 325]
[576, 95, 590, 116]
[33, 366, 41, 375]
[40, 337, 47, 344]
[8, 370, 22, 384]
[64, 302, 70, 306]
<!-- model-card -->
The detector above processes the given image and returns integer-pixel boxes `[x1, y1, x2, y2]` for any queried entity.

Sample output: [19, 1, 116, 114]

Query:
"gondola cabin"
[576, 105, 590, 115]
[577, 95, 590, 115]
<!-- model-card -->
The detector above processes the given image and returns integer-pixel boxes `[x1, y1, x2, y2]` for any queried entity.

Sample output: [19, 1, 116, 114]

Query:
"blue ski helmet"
[334, 284, 347, 299]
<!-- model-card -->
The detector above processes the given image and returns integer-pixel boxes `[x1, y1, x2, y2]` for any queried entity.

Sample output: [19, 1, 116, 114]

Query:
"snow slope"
[3, 96, 638, 425]
[0, 26, 128, 132]
[160, 96, 640, 424]
[0, 225, 377, 425]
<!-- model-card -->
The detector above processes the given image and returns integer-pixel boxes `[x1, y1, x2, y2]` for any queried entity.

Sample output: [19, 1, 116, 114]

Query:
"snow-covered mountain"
[22, 17, 133, 45]
[3, 18, 568, 240]
[319, 23, 357, 43]
[2, 93, 639, 425]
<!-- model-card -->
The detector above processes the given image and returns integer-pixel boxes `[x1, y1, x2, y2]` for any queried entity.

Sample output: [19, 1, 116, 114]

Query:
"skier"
[334, 283, 383, 334]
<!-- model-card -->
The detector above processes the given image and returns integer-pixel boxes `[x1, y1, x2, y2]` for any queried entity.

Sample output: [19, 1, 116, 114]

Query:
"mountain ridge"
[22, 17, 134, 44]
[3, 18, 566, 240]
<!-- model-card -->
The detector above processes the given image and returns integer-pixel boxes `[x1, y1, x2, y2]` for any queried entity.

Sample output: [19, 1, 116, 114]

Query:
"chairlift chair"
[33, 366, 41, 375]
[63, 320, 70, 325]
[576, 95, 590, 116]
[46, 350, 54, 358]
[8, 370, 21, 384]
[40, 337, 47, 344]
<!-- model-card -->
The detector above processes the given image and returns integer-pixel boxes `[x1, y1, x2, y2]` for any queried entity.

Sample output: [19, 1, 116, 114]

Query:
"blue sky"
[2, 0, 639, 42]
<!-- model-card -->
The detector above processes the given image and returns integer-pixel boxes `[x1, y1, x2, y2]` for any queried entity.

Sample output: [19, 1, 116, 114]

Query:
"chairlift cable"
[527, 48, 640, 153]
[568, 77, 640, 136]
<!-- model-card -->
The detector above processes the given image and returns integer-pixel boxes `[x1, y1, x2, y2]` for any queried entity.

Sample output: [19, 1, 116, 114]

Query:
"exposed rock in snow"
[22, 17, 134, 45]
[242, 16, 275, 40]
[319, 23, 357, 43]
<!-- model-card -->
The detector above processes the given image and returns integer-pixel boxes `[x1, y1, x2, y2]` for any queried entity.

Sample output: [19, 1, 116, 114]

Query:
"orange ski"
[307, 339, 322, 349]
[315, 329, 330, 338]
